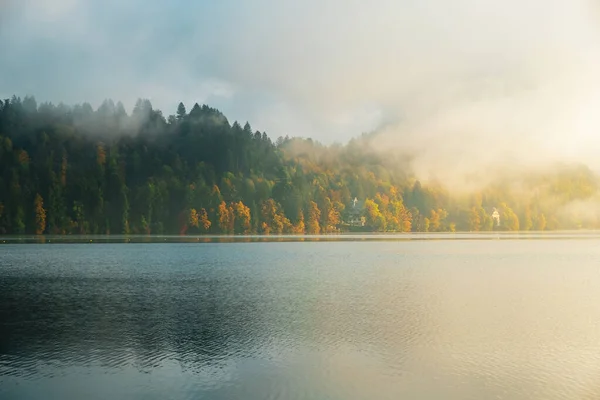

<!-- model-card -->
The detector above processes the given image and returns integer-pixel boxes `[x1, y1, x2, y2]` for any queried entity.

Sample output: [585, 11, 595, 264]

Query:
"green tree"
[176, 102, 186, 121]
[1, 92, 599, 234]
[72, 201, 86, 234]
[13, 206, 25, 234]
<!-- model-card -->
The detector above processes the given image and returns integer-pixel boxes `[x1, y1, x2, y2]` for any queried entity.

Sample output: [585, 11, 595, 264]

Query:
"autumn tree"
[533, 212, 547, 231]
[1, 93, 599, 235]
[233, 201, 251, 234]
[321, 197, 341, 233]
[199, 208, 211, 232]
[428, 209, 448, 232]
[468, 206, 481, 231]
[306, 201, 321, 234]
[399, 206, 412, 232]
[389, 199, 411, 232]
[499, 203, 520, 231]
[364, 199, 386, 231]
[189, 208, 199, 228]
[260, 199, 291, 234]
[294, 210, 306, 234]
[32, 194, 46, 234]
[480, 208, 494, 231]
[217, 201, 234, 234]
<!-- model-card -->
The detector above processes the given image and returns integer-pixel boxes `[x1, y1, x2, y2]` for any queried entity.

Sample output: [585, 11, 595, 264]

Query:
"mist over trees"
[1, 95, 599, 235]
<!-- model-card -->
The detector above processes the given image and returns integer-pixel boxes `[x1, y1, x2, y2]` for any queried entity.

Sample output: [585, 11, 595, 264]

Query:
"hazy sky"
[2, 0, 600, 159]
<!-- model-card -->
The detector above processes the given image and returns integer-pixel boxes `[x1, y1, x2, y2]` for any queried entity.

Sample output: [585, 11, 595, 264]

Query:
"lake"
[2, 235, 600, 399]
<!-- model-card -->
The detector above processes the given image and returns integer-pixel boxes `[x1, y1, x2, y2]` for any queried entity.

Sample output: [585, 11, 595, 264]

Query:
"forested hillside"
[1, 95, 599, 235]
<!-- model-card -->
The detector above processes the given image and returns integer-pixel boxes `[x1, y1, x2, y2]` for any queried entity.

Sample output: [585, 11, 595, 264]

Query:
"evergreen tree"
[0, 93, 598, 235]
[176, 102, 186, 121]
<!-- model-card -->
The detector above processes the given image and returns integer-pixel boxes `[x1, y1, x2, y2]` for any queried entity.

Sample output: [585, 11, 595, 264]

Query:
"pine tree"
[176, 102, 186, 121]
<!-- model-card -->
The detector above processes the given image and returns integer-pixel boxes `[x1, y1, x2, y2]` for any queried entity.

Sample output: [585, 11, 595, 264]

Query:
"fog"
[3, 0, 600, 184]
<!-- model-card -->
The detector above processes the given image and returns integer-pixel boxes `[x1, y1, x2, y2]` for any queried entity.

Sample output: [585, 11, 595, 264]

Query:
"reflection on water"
[2, 231, 600, 244]
[2, 240, 600, 399]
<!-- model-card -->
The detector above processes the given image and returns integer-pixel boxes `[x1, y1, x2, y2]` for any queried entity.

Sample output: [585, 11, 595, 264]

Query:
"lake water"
[2, 236, 600, 399]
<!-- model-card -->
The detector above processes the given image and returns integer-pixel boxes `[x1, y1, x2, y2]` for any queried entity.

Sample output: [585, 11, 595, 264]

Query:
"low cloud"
[2, 0, 600, 178]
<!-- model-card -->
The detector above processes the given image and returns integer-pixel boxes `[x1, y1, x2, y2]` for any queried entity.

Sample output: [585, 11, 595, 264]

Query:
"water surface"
[2, 237, 600, 399]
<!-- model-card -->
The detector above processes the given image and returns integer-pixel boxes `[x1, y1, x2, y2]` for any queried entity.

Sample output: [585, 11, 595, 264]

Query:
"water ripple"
[2, 241, 600, 399]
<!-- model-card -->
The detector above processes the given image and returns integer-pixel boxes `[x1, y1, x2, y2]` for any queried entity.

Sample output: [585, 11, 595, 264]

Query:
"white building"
[346, 197, 366, 227]
[491, 208, 500, 227]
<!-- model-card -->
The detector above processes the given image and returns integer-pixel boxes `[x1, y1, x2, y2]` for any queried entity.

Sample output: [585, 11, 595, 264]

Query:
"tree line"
[1, 95, 599, 235]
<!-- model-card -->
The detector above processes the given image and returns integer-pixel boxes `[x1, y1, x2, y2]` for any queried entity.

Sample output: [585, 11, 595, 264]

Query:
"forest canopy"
[1, 95, 599, 235]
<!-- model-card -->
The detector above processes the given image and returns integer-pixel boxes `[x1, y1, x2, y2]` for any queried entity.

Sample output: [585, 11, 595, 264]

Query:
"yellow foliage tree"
[228, 204, 236, 233]
[189, 208, 199, 228]
[260, 200, 275, 234]
[306, 201, 321, 234]
[294, 210, 306, 234]
[428, 209, 448, 232]
[322, 197, 341, 233]
[34, 193, 46, 235]
[233, 201, 251, 234]
[468, 206, 481, 231]
[199, 208, 211, 232]
[499, 203, 520, 231]
[401, 208, 412, 232]
[534, 212, 546, 231]
[261, 222, 271, 235]
[480, 207, 493, 231]
[389, 199, 411, 232]
[218, 201, 234, 234]
[260, 199, 291, 234]
[389, 186, 400, 201]
[364, 198, 386, 231]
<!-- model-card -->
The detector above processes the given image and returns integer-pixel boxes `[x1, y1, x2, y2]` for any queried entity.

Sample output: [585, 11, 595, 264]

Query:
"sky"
[2, 0, 600, 167]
